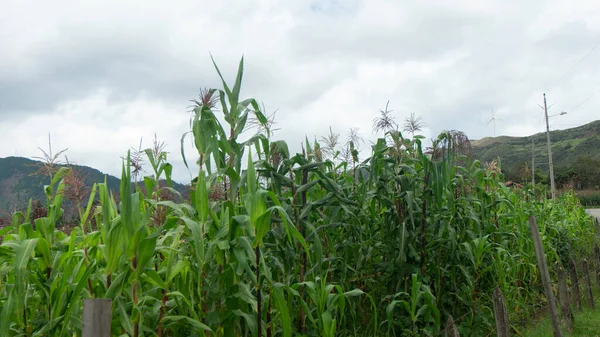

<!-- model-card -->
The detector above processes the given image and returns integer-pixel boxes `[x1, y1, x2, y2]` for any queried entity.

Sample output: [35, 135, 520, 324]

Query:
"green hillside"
[0, 157, 118, 216]
[471, 120, 600, 189]
[0, 156, 188, 219]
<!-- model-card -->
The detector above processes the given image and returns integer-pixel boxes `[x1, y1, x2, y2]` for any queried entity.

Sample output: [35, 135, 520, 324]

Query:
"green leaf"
[162, 163, 173, 187]
[181, 217, 205, 263]
[106, 270, 129, 299]
[166, 292, 194, 311]
[235, 111, 249, 138]
[136, 236, 158, 272]
[272, 140, 290, 159]
[253, 211, 271, 248]
[144, 269, 167, 289]
[120, 152, 133, 236]
[295, 162, 323, 171]
[0, 283, 16, 335]
[34, 237, 51, 268]
[231, 56, 245, 106]
[234, 282, 258, 312]
[15, 238, 38, 271]
[210, 54, 233, 100]
[322, 311, 336, 337]
[167, 260, 187, 284]
[162, 316, 212, 332]
[181, 131, 192, 171]
[271, 285, 292, 337]
[247, 147, 257, 195]
[144, 176, 156, 199]
[296, 180, 319, 194]
[80, 183, 98, 230]
[194, 170, 210, 223]
[233, 309, 257, 337]
[343, 289, 364, 297]
[58, 260, 97, 336]
[117, 298, 135, 336]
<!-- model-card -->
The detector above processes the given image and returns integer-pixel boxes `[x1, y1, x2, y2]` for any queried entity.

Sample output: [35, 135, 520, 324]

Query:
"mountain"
[0, 156, 188, 220]
[471, 120, 600, 188]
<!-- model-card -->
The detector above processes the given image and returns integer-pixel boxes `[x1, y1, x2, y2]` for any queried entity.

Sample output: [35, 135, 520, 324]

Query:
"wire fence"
[432, 255, 600, 337]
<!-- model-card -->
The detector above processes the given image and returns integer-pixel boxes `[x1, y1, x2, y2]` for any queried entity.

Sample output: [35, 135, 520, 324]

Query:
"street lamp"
[549, 111, 568, 118]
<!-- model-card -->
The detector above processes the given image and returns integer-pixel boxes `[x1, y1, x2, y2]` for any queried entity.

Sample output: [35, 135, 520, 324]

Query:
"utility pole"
[543, 93, 556, 200]
[532, 138, 535, 187]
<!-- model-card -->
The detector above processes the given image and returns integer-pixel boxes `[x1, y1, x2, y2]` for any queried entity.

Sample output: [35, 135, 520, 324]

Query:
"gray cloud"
[1, 0, 600, 182]
[0, 27, 213, 117]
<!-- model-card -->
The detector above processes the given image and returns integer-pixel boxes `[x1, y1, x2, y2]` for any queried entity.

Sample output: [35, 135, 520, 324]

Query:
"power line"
[546, 40, 600, 93]
[569, 88, 600, 112]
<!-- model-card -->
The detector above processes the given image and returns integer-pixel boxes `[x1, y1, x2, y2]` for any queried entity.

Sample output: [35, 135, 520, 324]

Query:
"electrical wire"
[546, 40, 600, 93]
[569, 88, 600, 112]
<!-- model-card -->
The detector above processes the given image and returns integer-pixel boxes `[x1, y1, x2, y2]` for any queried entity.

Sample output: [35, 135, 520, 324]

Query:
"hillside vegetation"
[0, 156, 187, 223]
[0, 157, 120, 217]
[472, 120, 600, 190]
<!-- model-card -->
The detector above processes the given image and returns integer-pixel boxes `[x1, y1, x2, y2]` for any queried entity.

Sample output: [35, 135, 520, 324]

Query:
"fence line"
[438, 215, 600, 337]
[529, 216, 562, 337]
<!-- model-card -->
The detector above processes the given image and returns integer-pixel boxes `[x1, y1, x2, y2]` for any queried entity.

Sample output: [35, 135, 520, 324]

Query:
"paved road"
[586, 208, 600, 220]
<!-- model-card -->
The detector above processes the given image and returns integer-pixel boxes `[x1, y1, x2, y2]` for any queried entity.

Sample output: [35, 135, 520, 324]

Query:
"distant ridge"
[0, 156, 187, 218]
[471, 120, 600, 184]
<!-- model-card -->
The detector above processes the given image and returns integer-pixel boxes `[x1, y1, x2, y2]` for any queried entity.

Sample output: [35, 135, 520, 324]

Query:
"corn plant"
[0, 57, 598, 336]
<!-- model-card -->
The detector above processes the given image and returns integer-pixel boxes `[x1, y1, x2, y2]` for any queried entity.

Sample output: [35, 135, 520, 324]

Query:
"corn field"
[0, 58, 598, 336]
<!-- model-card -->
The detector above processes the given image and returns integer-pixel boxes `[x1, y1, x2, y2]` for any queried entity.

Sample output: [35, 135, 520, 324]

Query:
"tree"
[429, 130, 472, 161]
[555, 166, 576, 189]
[572, 156, 600, 190]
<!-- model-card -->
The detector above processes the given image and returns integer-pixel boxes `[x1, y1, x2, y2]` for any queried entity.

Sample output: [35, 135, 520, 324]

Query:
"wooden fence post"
[582, 259, 594, 308]
[493, 287, 510, 337]
[529, 216, 563, 337]
[83, 299, 112, 337]
[445, 315, 460, 337]
[557, 264, 573, 331]
[569, 259, 583, 311]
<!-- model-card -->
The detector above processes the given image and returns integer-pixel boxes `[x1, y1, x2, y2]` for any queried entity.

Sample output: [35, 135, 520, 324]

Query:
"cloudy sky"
[1, 0, 599, 182]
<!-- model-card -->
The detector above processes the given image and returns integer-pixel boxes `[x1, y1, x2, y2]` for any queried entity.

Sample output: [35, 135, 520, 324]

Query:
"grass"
[523, 286, 600, 336]
[523, 305, 600, 336]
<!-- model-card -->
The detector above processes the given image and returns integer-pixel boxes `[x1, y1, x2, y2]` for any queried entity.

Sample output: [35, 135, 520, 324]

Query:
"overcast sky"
[1, 0, 599, 182]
